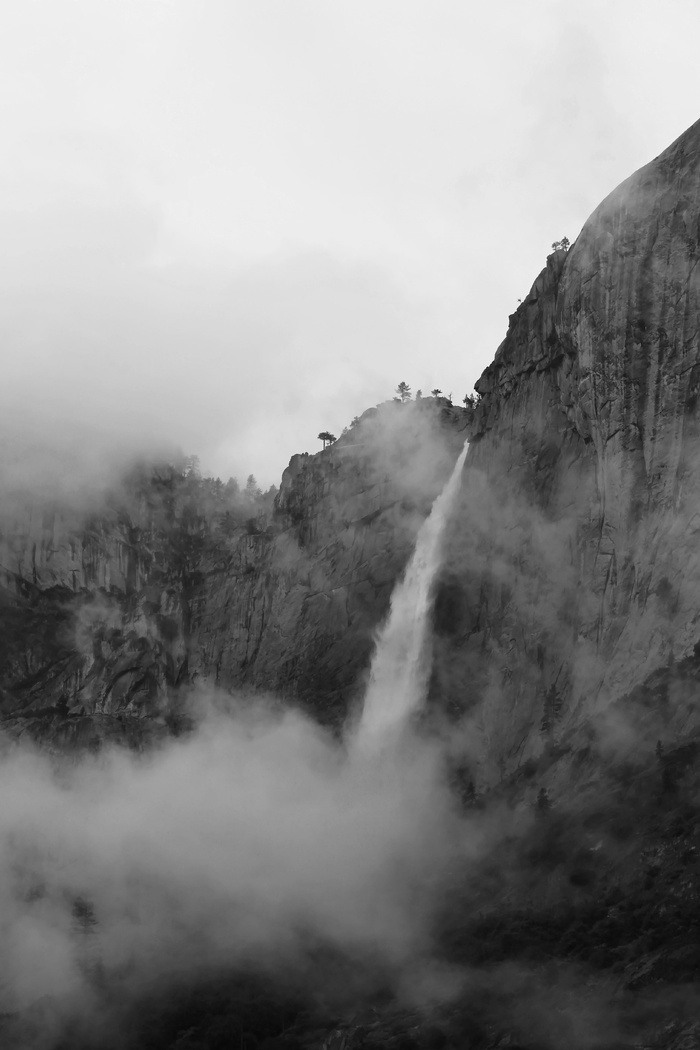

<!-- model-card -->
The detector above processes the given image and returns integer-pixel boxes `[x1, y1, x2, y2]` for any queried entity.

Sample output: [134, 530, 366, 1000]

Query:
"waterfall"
[355, 439, 469, 750]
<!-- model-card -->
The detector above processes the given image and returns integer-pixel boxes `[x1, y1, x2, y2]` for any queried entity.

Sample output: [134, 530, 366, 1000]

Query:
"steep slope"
[0, 400, 468, 743]
[3, 121, 700, 1049]
[0, 463, 229, 746]
[189, 400, 468, 722]
[435, 117, 700, 785]
[4, 118, 700, 785]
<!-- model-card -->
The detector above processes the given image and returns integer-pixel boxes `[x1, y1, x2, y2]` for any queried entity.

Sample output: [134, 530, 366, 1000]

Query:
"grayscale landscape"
[2, 4, 700, 1048]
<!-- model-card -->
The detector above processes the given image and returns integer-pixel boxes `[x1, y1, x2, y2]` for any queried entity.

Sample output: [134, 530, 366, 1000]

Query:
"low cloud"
[0, 694, 476, 1037]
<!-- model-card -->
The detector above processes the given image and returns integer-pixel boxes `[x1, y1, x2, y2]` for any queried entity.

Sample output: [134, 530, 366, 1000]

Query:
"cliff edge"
[436, 117, 700, 785]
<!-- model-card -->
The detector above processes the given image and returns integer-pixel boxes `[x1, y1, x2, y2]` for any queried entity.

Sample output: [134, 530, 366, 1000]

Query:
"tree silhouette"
[431, 388, 442, 397]
[395, 381, 411, 402]
[552, 236, 570, 251]
[245, 474, 262, 500]
[318, 431, 337, 449]
[183, 454, 201, 478]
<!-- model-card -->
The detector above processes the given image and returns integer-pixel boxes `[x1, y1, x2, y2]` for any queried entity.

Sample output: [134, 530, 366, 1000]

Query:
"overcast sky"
[1, 0, 698, 486]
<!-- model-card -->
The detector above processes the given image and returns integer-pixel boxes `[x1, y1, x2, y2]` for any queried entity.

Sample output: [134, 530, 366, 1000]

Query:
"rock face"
[4, 117, 700, 790]
[191, 401, 468, 720]
[4, 119, 700, 1050]
[435, 116, 700, 784]
[0, 467, 202, 746]
[0, 401, 468, 743]
[5, 120, 700, 1050]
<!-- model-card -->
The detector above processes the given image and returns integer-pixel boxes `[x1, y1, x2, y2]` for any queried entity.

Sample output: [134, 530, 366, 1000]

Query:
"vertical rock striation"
[0, 401, 468, 743]
[4, 116, 700, 780]
[189, 401, 468, 722]
[438, 117, 700, 783]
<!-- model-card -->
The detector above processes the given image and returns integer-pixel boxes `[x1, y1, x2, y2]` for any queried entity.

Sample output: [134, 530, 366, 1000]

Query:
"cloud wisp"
[0, 697, 476, 1034]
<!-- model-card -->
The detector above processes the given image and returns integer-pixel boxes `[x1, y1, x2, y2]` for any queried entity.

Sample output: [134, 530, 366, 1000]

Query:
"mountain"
[434, 115, 700, 784]
[3, 119, 700, 1048]
[0, 399, 468, 744]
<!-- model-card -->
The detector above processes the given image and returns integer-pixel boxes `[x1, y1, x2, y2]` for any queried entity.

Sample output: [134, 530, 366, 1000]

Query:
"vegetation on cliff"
[4, 119, 700, 1047]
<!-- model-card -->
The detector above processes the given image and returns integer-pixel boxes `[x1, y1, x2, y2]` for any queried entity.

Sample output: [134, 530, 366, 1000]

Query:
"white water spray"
[355, 440, 469, 750]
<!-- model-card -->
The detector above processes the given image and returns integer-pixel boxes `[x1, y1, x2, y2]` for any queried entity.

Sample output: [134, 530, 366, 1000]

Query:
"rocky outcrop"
[0, 471, 199, 746]
[5, 116, 700, 790]
[436, 117, 700, 785]
[188, 401, 468, 722]
[0, 400, 468, 743]
[5, 120, 700, 1049]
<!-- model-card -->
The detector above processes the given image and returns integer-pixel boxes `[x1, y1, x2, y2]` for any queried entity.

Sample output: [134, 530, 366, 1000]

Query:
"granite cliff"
[3, 119, 700, 785]
[432, 116, 700, 787]
[3, 120, 700, 1049]
[0, 399, 468, 744]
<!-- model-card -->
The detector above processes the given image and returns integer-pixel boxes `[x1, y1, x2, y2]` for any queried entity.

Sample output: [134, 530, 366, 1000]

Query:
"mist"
[0, 695, 479, 1036]
[2, 1, 698, 489]
[3, 397, 699, 1048]
[0, 426, 476, 1039]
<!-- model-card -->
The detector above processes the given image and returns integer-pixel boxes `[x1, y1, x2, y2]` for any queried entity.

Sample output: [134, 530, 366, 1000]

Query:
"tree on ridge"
[245, 474, 262, 500]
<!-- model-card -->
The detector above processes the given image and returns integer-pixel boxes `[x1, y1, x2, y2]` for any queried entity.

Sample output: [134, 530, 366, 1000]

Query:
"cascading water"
[354, 439, 469, 751]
